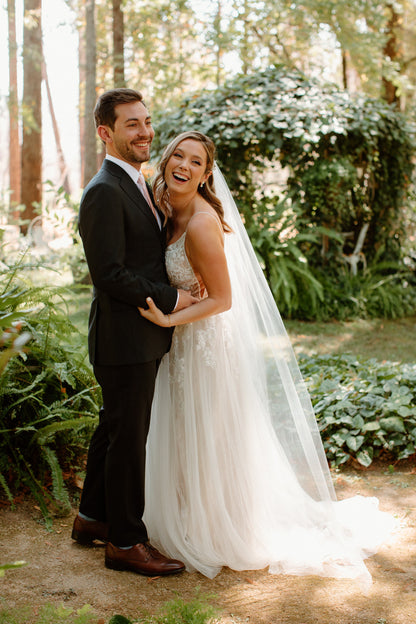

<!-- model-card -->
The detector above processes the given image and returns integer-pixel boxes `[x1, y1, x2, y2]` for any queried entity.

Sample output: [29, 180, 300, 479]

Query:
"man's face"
[102, 101, 155, 168]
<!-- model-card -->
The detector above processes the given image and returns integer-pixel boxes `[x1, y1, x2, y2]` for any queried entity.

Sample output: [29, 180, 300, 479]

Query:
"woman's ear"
[203, 169, 213, 185]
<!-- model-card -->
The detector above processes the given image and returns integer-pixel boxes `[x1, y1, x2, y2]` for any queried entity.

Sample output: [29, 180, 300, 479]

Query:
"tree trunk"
[342, 50, 348, 89]
[113, 0, 125, 87]
[382, 3, 402, 108]
[8, 0, 21, 218]
[21, 0, 42, 235]
[341, 49, 360, 93]
[214, 0, 223, 86]
[83, 0, 97, 187]
[42, 60, 71, 194]
[78, 21, 86, 187]
[240, 0, 250, 76]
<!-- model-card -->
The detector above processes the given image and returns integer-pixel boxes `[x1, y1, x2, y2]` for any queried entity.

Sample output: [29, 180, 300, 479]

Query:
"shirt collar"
[105, 154, 141, 184]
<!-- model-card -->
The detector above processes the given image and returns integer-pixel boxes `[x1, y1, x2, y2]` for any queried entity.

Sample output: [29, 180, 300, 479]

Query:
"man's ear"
[97, 125, 112, 143]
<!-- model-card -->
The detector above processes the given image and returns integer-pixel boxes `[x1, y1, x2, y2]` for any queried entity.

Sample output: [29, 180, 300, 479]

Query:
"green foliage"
[244, 194, 329, 317]
[0, 251, 99, 516]
[154, 65, 414, 259]
[0, 603, 98, 624]
[0, 594, 218, 624]
[0, 561, 27, 578]
[300, 254, 416, 321]
[109, 591, 219, 624]
[153, 65, 415, 319]
[300, 353, 416, 467]
[146, 593, 218, 624]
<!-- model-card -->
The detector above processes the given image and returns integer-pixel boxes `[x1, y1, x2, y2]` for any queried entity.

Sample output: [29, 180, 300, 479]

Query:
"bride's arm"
[138, 215, 231, 327]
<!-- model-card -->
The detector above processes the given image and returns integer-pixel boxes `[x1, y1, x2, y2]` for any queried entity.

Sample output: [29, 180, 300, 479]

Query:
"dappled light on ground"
[1, 463, 415, 623]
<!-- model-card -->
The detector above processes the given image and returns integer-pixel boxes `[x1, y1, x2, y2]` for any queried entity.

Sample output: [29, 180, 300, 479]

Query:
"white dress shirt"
[105, 155, 161, 228]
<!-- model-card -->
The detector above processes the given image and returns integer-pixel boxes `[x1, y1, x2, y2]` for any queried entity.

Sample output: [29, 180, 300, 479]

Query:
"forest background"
[1, 0, 416, 578]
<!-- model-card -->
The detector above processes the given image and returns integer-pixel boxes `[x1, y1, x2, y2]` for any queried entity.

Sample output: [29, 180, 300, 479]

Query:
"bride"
[139, 130, 396, 588]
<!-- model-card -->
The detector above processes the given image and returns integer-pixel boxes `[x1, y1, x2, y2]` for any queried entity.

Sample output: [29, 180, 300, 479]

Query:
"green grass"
[0, 594, 218, 624]
[69, 285, 416, 365]
[286, 316, 416, 363]
[0, 602, 98, 624]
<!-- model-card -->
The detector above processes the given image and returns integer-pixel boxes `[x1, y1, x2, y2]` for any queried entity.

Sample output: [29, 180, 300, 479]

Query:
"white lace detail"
[166, 232, 219, 372]
[165, 233, 199, 293]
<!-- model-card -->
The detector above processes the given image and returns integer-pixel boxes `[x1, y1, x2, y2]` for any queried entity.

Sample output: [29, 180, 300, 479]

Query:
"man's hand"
[175, 289, 199, 311]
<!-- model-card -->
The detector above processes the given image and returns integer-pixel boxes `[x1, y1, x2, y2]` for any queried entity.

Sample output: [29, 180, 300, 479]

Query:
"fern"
[0, 472, 13, 505]
[42, 446, 71, 515]
[0, 249, 99, 516]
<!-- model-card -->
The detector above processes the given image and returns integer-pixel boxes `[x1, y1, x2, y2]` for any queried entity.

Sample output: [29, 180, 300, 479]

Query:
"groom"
[72, 88, 196, 575]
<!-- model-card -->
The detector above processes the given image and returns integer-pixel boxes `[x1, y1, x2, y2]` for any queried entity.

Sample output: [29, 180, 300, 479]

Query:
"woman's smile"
[172, 171, 190, 183]
[165, 138, 209, 195]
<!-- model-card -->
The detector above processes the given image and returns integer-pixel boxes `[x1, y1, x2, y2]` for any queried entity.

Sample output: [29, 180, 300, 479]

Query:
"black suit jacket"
[79, 159, 177, 366]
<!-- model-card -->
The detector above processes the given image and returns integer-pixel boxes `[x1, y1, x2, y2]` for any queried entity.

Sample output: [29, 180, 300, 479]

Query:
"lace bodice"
[165, 232, 199, 293]
[165, 225, 226, 371]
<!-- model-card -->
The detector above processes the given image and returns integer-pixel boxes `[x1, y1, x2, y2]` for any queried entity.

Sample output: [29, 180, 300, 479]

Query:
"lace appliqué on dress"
[166, 233, 220, 371]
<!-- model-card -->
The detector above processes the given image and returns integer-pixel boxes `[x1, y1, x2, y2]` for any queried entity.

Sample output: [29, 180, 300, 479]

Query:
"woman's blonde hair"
[152, 131, 232, 233]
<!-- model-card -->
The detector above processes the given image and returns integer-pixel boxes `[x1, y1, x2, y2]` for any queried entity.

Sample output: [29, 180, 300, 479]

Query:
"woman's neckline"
[166, 230, 186, 248]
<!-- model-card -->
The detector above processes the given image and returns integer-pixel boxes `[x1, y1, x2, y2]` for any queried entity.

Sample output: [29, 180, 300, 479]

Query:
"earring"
[200, 182, 205, 188]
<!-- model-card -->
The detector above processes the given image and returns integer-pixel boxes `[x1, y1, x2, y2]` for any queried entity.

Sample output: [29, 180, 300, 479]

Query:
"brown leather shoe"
[105, 541, 185, 576]
[71, 514, 109, 545]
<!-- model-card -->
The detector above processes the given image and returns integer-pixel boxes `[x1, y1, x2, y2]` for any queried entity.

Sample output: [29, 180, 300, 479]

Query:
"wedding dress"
[144, 167, 396, 589]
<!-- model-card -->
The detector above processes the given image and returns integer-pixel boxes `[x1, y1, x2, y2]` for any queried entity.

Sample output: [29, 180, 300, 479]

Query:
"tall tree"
[21, 0, 42, 235]
[7, 0, 21, 216]
[63, 0, 89, 185]
[78, 13, 87, 186]
[42, 60, 71, 194]
[83, 0, 97, 186]
[123, 0, 201, 107]
[382, 3, 403, 107]
[212, 0, 224, 85]
[400, 0, 416, 109]
[113, 0, 125, 87]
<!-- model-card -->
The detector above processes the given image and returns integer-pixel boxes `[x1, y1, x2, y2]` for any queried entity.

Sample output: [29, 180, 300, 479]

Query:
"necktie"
[137, 172, 160, 227]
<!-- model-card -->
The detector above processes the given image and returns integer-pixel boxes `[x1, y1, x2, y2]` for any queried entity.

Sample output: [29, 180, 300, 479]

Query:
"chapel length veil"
[212, 165, 336, 503]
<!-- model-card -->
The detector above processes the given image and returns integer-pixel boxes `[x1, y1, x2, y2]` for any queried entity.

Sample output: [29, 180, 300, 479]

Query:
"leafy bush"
[244, 194, 330, 318]
[0, 603, 98, 624]
[154, 66, 414, 258]
[0, 594, 219, 624]
[0, 253, 99, 519]
[300, 353, 416, 467]
[152, 65, 416, 319]
[297, 255, 416, 321]
[109, 592, 218, 624]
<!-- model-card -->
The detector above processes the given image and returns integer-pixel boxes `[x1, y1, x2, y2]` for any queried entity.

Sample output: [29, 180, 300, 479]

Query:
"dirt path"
[1, 464, 416, 624]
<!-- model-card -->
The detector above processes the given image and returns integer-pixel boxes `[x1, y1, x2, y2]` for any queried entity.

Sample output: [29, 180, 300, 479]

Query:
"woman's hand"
[138, 297, 171, 327]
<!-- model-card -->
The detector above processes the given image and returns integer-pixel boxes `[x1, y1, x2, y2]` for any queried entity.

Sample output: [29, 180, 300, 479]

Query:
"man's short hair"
[94, 88, 145, 129]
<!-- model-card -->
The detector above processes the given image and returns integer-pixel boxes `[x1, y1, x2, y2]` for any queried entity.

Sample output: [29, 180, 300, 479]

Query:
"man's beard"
[114, 138, 150, 164]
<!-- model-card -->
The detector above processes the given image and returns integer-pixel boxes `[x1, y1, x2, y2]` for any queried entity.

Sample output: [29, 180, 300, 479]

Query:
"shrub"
[0, 603, 98, 624]
[152, 65, 415, 319]
[0, 253, 99, 519]
[109, 592, 219, 624]
[300, 353, 416, 467]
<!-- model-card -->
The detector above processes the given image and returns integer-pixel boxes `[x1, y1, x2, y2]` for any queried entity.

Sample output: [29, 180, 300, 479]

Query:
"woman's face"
[165, 139, 210, 196]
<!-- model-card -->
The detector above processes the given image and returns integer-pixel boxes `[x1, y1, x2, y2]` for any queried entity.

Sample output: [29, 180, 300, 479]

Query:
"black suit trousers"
[79, 359, 160, 546]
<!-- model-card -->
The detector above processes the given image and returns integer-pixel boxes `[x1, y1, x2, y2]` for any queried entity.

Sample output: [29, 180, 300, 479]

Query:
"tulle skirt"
[144, 313, 396, 589]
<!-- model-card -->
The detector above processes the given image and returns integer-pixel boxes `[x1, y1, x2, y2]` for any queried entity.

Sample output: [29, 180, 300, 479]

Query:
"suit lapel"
[104, 160, 161, 235]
